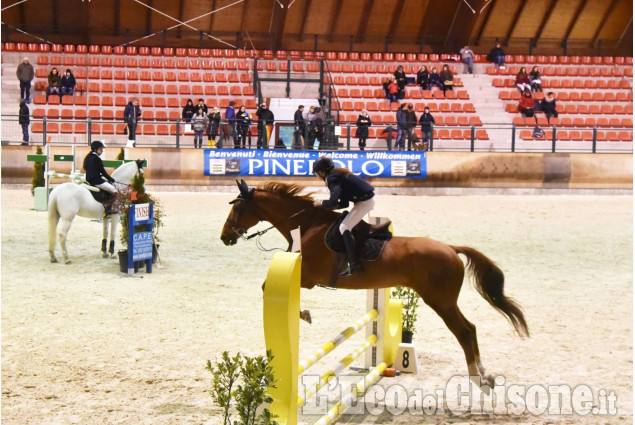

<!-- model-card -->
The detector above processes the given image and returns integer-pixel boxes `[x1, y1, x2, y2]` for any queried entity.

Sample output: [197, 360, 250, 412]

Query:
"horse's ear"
[237, 179, 252, 199]
[136, 159, 145, 170]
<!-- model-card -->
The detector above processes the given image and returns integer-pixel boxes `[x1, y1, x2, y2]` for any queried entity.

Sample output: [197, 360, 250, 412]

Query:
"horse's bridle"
[225, 197, 307, 245]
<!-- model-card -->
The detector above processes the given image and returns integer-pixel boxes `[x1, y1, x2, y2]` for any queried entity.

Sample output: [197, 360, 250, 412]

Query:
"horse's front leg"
[262, 280, 312, 324]
[102, 216, 109, 258]
[58, 218, 73, 264]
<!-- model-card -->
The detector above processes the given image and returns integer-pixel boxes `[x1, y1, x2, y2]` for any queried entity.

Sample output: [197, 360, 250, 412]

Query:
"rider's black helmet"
[90, 140, 105, 151]
[313, 156, 334, 174]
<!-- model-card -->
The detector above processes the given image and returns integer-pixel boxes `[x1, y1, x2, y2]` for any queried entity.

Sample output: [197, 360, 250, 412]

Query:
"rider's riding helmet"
[90, 140, 105, 151]
[312, 156, 334, 175]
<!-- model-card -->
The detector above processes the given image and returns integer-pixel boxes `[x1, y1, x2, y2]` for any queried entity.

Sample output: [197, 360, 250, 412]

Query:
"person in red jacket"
[518, 89, 537, 125]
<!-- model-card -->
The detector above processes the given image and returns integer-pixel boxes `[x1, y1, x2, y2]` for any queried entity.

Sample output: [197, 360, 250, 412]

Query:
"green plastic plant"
[116, 148, 125, 161]
[116, 169, 164, 247]
[31, 146, 45, 195]
[391, 286, 420, 334]
[207, 350, 278, 425]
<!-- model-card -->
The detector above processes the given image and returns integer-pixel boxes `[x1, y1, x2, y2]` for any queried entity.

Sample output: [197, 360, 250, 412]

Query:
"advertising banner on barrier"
[203, 149, 427, 178]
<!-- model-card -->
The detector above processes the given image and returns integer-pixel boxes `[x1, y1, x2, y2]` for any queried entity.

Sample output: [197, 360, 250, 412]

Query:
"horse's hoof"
[65, 259, 72, 265]
[300, 310, 312, 324]
[50, 258, 58, 263]
[102, 252, 109, 258]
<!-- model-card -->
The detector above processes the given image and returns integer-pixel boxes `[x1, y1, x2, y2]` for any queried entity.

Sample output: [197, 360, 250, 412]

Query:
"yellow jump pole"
[298, 309, 378, 375]
[298, 334, 377, 406]
[313, 362, 388, 425]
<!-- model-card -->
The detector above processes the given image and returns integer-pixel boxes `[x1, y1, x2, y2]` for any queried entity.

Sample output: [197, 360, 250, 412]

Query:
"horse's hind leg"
[58, 218, 74, 264]
[431, 304, 493, 392]
[108, 215, 118, 258]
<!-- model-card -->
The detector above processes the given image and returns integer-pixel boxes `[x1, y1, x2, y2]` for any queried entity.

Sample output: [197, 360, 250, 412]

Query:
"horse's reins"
[227, 207, 307, 251]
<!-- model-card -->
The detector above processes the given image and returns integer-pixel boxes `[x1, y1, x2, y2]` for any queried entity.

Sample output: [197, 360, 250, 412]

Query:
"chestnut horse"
[221, 180, 529, 389]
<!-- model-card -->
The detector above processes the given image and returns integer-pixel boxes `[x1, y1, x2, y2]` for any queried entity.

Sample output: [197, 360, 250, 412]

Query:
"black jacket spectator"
[182, 99, 196, 122]
[394, 66, 407, 90]
[19, 100, 30, 126]
[61, 69, 76, 95]
[416, 66, 429, 90]
[355, 113, 372, 139]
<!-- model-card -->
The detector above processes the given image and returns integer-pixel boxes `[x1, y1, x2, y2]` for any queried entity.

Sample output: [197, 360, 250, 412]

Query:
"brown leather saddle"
[324, 212, 392, 286]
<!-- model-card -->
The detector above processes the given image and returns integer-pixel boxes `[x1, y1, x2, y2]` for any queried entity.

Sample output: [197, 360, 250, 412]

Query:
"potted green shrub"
[116, 170, 164, 272]
[391, 286, 420, 343]
[31, 146, 45, 195]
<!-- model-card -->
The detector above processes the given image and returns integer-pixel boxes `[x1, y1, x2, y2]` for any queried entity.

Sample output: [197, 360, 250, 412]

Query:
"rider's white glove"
[313, 200, 322, 207]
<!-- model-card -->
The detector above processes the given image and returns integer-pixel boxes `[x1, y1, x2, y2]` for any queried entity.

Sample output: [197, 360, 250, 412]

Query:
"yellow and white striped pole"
[313, 362, 388, 425]
[298, 309, 378, 374]
[298, 334, 377, 406]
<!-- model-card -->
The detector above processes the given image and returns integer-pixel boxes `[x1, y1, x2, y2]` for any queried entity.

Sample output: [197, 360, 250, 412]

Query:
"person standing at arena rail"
[312, 156, 375, 276]
[16, 57, 34, 103]
[19, 98, 30, 146]
[419, 106, 435, 149]
[236, 105, 253, 149]
[355, 110, 372, 151]
[405, 103, 418, 150]
[83, 141, 117, 215]
[293, 105, 306, 149]
[225, 100, 237, 148]
[256, 102, 275, 149]
[206, 106, 221, 148]
[123, 98, 141, 147]
[191, 107, 208, 149]
[395, 103, 408, 151]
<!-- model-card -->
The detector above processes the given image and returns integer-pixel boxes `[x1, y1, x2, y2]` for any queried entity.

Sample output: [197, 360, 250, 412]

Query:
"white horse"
[48, 160, 144, 264]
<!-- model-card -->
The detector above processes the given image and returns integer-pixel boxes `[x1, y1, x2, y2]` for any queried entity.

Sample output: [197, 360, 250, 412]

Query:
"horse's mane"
[257, 182, 315, 201]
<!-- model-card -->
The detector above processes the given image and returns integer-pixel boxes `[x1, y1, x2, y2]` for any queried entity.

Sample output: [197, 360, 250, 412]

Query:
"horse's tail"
[452, 245, 530, 338]
[48, 190, 60, 253]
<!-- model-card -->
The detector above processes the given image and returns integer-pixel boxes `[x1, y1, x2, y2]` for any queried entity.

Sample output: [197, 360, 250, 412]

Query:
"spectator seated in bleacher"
[416, 65, 430, 90]
[539, 92, 558, 124]
[515, 67, 531, 92]
[518, 89, 537, 125]
[394, 65, 407, 93]
[429, 67, 443, 91]
[459, 45, 475, 74]
[196, 98, 208, 114]
[61, 69, 76, 97]
[383, 76, 400, 103]
[439, 64, 454, 97]
[487, 42, 506, 69]
[529, 66, 543, 92]
[46, 67, 62, 102]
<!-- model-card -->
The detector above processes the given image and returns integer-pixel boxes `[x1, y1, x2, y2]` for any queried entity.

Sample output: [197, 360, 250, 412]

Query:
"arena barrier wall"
[2, 146, 632, 189]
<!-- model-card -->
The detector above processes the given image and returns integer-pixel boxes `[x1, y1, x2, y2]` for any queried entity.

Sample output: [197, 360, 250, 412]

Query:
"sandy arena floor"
[1, 186, 632, 425]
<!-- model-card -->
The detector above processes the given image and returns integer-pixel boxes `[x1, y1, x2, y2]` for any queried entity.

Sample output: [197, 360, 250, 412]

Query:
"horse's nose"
[221, 233, 236, 246]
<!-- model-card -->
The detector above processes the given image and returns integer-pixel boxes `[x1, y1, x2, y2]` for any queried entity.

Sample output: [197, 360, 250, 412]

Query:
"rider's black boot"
[340, 230, 363, 277]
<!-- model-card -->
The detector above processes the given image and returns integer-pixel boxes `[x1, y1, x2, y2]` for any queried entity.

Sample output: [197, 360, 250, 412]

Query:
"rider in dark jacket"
[313, 156, 375, 276]
[83, 141, 117, 214]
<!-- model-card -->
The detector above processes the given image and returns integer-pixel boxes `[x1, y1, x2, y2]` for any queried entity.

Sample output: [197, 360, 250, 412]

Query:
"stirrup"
[339, 262, 363, 277]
